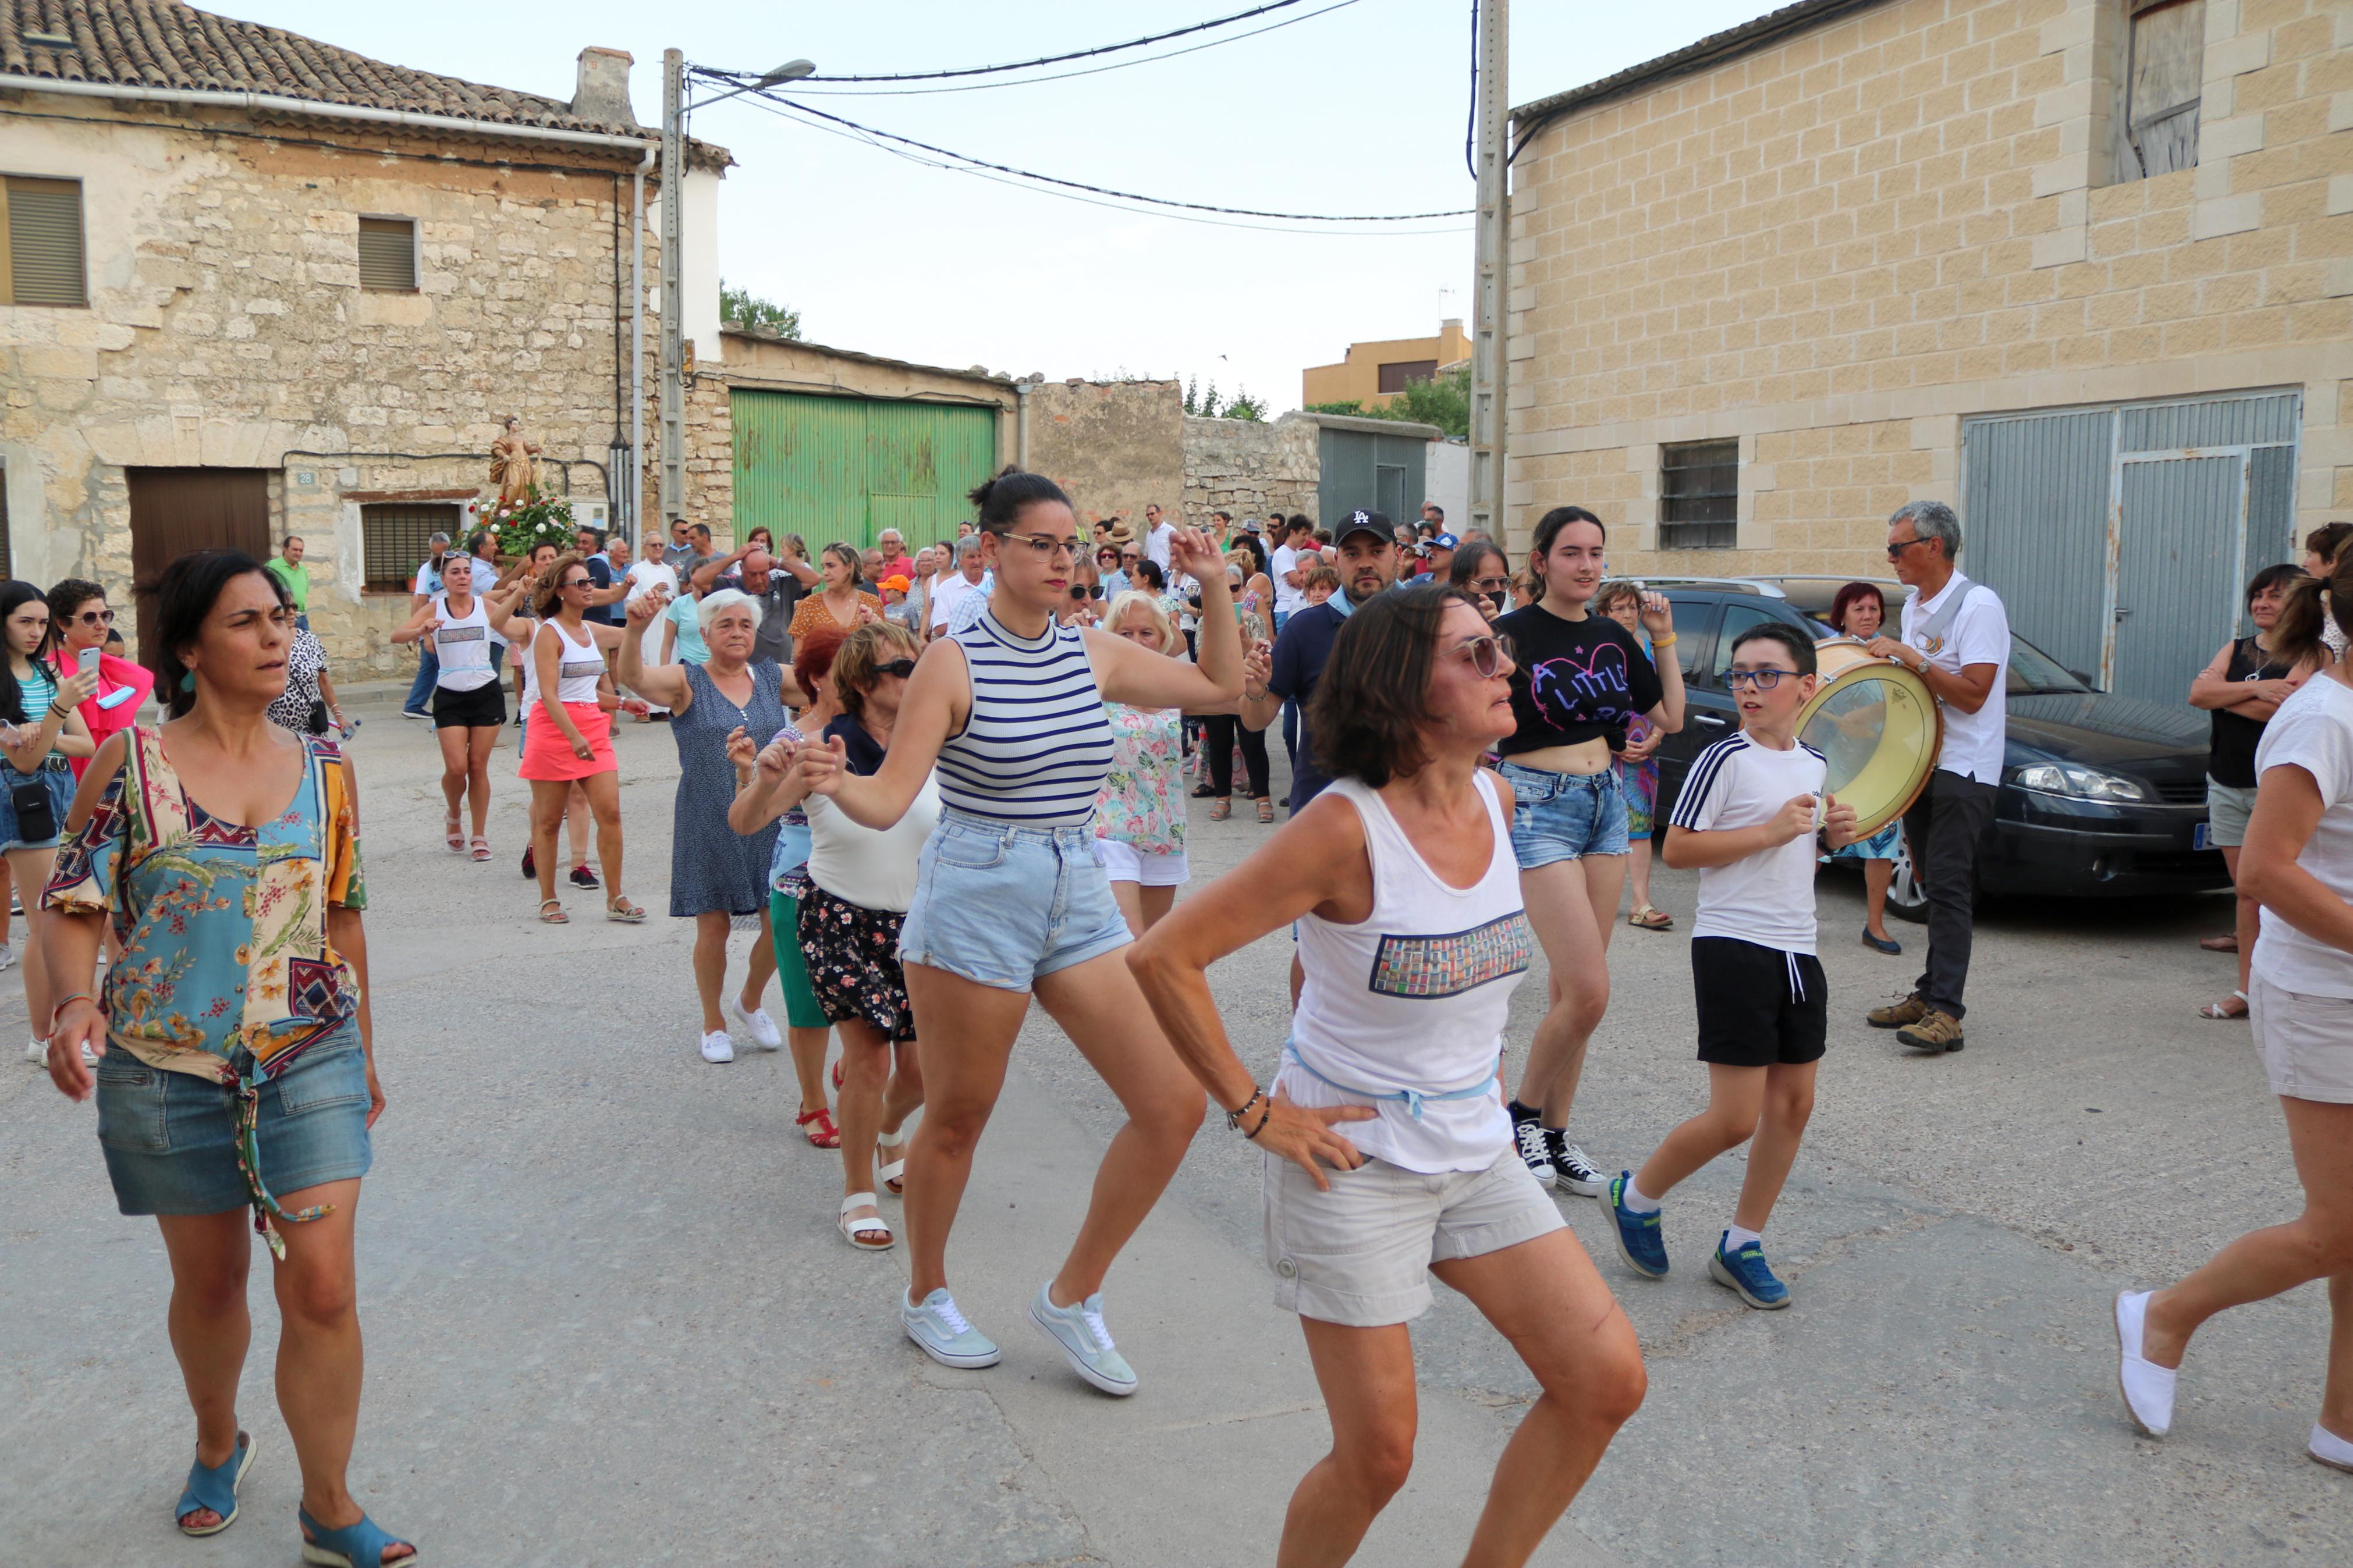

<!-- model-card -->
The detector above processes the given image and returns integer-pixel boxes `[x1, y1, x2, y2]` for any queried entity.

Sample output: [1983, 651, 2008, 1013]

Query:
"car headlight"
[2009, 762, 2150, 802]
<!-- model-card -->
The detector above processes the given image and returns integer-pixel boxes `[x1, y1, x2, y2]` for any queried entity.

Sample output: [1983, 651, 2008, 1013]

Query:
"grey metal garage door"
[1318, 425, 1426, 525]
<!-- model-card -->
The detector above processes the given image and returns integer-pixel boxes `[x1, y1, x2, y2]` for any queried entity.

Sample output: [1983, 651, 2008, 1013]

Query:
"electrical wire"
[719, 0, 1321, 84]
[736, 91, 1472, 222]
[750, 0, 1360, 98]
[734, 90, 1468, 236]
[1464, 0, 1479, 179]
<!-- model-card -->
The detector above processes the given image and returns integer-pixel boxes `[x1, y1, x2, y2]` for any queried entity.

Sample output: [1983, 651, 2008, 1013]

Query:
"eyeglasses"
[1886, 536, 1931, 560]
[1726, 668, 1797, 689]
[1451, 633, 1514, 678]
[873, 659, 918, 680]
[1469, 575, 1511, 592]
[1005, 534, 1081, 561]
[75, 608, 115, 627]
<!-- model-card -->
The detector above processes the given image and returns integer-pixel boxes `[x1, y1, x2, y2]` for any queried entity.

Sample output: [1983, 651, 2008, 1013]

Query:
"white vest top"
[1279, 771, 1534, 1173]
[431, 593, 498, 692]
[540, 618, 605, 705]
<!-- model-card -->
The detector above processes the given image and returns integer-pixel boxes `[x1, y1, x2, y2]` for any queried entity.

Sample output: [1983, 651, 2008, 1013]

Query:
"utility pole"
[658, 47, 685, 532]
[1468, 0, 1509, 545]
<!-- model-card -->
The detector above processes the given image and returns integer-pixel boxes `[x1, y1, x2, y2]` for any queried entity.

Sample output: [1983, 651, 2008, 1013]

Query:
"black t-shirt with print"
[1493, 603, 1662, 757]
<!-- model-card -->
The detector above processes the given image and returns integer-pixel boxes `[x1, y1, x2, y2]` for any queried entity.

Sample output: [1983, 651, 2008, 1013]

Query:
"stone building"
[1506, 0, 2351, 701]
[0, 1, 729, 673]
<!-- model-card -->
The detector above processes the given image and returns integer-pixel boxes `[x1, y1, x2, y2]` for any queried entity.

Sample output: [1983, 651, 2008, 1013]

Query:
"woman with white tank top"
[1129, 584, 1646, 1567]
[794, 467, 1244, 1395]
[517, 551, 640, 926]
[391, 552, 505, 861]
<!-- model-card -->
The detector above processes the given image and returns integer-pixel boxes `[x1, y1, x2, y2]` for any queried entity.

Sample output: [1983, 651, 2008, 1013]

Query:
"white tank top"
[540, 618, 605, 705]
[807, 772, 943, 914]
[431, 593, 498, 692]
[1279, 771, 1534, 1174]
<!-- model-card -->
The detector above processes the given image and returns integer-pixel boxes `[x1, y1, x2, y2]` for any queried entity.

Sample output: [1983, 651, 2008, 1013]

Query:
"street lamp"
[691, 58, 814, 109]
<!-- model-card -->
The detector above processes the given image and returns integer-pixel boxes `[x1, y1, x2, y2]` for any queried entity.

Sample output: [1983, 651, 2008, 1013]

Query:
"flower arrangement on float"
[479, 485, 577, 561]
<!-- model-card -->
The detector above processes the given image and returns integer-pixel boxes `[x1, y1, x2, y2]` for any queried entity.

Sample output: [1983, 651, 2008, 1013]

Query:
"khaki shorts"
[1262, 1147, 1565, 1327]
[2250, 972, 2353, 1103]
[2206, 777, 2257, 849]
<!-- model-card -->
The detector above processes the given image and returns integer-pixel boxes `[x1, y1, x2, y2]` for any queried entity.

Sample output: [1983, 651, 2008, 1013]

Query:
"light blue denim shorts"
[897, 809, 1133, 991]
[0, 759, 74, 851]
[1497, 759, 1630, 872]
[95, 1026, 372, 1217]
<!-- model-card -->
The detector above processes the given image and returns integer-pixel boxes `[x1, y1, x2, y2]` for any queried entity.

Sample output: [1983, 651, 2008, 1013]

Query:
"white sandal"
[838, 1192, 892, 1251]
[876, 1133, 908, 1196]
[2197, 990, 2249, 1020]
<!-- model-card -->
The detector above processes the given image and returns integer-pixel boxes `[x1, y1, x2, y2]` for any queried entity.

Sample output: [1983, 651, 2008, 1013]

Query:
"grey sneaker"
[1030, 1282, 1138, 1396]
[0, 941, 16, 971]
[903, 1287, 1000, 1369]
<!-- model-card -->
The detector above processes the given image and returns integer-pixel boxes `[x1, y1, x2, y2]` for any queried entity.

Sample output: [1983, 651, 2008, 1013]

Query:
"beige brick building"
[0, 2, 730, 674]
[1506, 0, 2352, 698]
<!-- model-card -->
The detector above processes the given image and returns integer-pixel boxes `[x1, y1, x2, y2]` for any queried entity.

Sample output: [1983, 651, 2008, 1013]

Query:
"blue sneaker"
[902, 1287, 1001, 1368]
[1607, 1172, 1669, 1279]
[1029, 1282, 1138, 1396]
[1708, 1233, 1791, 1310]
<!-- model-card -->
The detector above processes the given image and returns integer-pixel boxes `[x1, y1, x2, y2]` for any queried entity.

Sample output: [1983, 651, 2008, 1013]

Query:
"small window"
[362, 502, 460, 593]
[357, 216, 418, 293]
[1660, 439, 1740, 550]
[2123, 0, 2203, 181]
[2, 176, 87, 306]
[1377, 360, 1437, 394]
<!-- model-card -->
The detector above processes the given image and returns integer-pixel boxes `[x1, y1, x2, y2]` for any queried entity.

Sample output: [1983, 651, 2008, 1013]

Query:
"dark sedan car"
[1644, 578, 2228, 919]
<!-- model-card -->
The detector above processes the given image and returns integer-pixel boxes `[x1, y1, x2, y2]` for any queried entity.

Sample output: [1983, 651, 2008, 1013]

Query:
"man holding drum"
[1861, 500, 2011, 1055]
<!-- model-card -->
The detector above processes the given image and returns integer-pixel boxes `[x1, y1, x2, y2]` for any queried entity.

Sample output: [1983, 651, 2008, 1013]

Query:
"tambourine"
[1795, 637, 1943, 839]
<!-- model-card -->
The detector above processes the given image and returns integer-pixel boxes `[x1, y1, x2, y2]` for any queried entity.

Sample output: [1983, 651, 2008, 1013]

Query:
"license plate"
[2192, 822, 2212, 851]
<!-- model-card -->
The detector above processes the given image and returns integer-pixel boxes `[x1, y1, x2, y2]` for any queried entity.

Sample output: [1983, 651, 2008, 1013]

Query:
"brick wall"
[1507, 0, 2353, 574]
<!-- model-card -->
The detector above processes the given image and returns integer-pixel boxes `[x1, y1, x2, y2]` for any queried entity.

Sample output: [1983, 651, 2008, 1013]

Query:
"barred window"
[362, 503, 460, 593]
[2, 175, 87, 306]
[358, 216, 418, 293]
[1660, 440, 1739, 550]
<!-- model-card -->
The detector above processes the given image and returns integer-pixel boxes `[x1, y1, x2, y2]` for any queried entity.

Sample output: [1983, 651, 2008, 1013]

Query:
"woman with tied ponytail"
[2116, 551, 2353, 1475]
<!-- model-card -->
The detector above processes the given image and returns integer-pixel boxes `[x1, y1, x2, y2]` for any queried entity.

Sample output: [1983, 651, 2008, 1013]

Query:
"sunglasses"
[1468, 575, 1511, 592]
[1886, 536, 1931, 559]
[74, 608, 116, 627]
[1451, 632, 1514, 678]
[1726, 668, 1798, 689]
[561, 575, 594, 590]
[872, 658, 917, 680]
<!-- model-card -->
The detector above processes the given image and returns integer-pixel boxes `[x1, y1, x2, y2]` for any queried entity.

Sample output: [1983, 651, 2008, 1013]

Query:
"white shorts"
[1091, 838, 1189, 888]
[2249, 972, 2353, 1103]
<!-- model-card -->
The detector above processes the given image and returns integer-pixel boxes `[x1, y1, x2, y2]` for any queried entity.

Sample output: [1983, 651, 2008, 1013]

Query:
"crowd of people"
[23, 476, 2353, 1567]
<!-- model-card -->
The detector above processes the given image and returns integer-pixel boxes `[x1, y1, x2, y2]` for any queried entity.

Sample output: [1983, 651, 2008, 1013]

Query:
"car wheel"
[1886, 829, 1929, 924]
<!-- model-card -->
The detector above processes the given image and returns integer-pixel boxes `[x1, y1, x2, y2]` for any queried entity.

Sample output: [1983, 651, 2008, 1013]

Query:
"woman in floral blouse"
[1092, 590, 1269, 936]
[41, 551, 414, 1567]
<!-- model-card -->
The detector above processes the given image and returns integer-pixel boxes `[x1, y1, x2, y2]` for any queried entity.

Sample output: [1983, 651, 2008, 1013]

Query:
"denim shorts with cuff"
[1496, 759, 1630, 871]
[897, 809, 1133, 992]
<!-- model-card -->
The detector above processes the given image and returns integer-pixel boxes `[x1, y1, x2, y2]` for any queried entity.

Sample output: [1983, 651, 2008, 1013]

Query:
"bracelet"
[1650, 632, 1677, 649]
[1244, 1098, 1274, 1141]
[1244, 685, 1271, 703]
[1225, 1086, 1264, 1132]
[52, 993, 95, 1019]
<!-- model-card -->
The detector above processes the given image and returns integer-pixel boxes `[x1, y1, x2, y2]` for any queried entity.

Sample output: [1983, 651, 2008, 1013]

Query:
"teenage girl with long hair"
[1, 581, 97, 1062]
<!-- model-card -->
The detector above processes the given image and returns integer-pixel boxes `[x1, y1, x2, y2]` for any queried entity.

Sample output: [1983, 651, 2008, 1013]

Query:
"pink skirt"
[517, 703, 615, 781]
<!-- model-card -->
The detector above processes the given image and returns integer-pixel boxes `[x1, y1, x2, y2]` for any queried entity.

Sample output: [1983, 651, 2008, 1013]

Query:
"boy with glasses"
[1605, 622, 1857, 1310]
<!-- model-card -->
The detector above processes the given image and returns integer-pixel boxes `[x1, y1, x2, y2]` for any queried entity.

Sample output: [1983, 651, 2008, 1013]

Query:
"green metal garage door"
[732, 392, 998, 550]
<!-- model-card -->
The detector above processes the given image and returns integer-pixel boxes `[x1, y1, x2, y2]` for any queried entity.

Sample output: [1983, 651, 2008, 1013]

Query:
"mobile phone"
[77, 647, 102, 678]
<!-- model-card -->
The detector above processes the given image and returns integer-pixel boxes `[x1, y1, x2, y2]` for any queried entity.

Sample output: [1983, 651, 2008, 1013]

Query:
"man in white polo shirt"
[1862, 499, 2010, 1055]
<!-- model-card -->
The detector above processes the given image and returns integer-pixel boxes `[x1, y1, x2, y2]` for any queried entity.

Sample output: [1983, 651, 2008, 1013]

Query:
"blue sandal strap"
[175, 1431, 250, 1534]
[299, 1505, 417, 1567]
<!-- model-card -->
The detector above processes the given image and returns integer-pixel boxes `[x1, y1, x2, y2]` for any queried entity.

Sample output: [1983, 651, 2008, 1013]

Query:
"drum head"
[1795, 643, 1942, 838]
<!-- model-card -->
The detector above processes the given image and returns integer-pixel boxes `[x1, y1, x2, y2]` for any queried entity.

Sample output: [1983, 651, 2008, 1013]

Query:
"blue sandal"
[175, 1430, 254, 1537]
[299, 1505, 419, 1567]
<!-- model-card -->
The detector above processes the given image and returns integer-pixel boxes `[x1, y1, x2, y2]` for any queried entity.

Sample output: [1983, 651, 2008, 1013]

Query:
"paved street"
[3, 719, 2345, 1566]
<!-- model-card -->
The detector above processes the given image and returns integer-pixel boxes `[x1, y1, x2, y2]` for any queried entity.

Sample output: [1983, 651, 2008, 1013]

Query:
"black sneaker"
[520, 846, 536, 880]
[1550, 1131, 1605, 1197]
[569, 864, 600, 890]
[1514, 1117, 1558, 1186]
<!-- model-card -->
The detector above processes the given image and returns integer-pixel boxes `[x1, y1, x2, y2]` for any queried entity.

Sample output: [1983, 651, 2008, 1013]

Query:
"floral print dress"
[1095, 703, 1186, 856]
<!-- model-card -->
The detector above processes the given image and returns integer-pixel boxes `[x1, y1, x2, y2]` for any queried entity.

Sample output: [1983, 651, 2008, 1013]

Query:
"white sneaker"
[0, 942, 16, 970]
[700, 1029, 736, 1064]
[24, 1036, 44, 1064]
[2114, 1290, 2176, 1437]
[729, 998, 782, 1051]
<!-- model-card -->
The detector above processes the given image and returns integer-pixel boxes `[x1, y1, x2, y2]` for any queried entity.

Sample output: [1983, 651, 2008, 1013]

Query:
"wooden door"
[125, 468, 271, 657]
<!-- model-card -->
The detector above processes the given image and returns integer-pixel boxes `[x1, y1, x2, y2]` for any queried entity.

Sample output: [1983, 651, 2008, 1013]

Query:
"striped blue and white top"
[940, 610, 1116, 827]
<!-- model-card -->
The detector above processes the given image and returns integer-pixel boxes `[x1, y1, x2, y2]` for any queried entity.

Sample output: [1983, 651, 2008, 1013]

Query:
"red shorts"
[517, 702, 615, 781]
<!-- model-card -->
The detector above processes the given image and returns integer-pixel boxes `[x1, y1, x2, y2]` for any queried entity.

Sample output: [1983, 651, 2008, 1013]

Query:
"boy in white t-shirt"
[1606, 621, 1857, 1310]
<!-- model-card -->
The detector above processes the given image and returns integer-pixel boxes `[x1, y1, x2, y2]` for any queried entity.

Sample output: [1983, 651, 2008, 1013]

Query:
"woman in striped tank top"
[796, 467, 1245, 1393]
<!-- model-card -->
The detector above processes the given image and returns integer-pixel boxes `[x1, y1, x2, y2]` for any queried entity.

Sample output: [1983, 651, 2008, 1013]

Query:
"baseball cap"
[1333, 509, 1393, 547]
[1421, 531, 1459, 552]
[1242, 517, 1264, 534]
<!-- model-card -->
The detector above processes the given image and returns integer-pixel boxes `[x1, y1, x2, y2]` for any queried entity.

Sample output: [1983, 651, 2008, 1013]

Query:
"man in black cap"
[1240, 509, 1399, 818]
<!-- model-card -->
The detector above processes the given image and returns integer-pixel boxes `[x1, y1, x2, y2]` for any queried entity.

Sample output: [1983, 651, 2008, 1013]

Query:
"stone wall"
[1507, 0, 2353, 573]
[1182, 413, 1321, 525]
[1024, 379, 1184, 525]
[0, 101, 725, 673]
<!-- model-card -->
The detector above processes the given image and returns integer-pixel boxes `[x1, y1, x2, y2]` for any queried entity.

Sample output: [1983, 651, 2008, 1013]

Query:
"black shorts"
[432, 681, 506, 730]
[1691, 936, 1827, 1068]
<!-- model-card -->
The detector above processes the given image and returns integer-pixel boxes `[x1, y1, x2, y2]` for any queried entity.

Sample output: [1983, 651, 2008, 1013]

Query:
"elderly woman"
[622, 585, 794, 1064]
[734, 622, 934, 1247]
[1130, 584, 1645, 1565]
[44, 550, 414, 1566]
[1825, 581, 1907, 954]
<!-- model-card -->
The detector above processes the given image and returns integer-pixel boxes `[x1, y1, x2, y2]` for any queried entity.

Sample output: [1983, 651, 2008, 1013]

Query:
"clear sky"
[224, 1, 1774, 412]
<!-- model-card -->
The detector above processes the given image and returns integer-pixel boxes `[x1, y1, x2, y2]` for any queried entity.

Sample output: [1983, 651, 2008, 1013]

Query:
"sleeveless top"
[1093, 703, 1185, 854]
[432, 593, 498, 692]
[543, 618, 605, 705]
[2209, 635, 2289, 788]
[938, 609, 1116, 827]
[1280, 772, 1534, 1173]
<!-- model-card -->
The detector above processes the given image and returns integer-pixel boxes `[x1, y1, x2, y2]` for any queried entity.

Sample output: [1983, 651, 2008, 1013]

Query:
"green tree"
[721, 279, 800, 338]
[1222, 390, 1268, 422]
[1305, 363, 1468, 439]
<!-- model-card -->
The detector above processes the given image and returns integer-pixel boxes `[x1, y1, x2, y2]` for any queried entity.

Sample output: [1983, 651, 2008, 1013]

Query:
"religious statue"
[488, 415, 542, 506]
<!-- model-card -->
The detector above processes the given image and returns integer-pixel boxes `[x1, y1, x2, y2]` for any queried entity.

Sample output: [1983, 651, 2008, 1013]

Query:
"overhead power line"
[760, 0, 1361, 98]
[741, 91, 1473, 222]
[736, 0, 1323, 84]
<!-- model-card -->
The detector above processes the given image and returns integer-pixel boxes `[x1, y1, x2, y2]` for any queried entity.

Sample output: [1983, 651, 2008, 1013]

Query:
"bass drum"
[1795, 637, 1943, 839]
